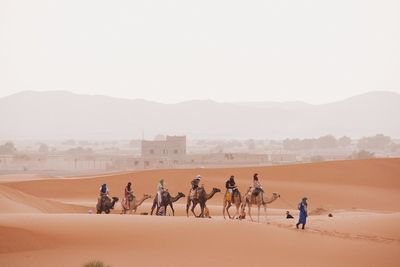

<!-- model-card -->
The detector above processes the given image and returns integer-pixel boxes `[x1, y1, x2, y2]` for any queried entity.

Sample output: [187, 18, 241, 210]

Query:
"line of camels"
[97, 186, 280, 222]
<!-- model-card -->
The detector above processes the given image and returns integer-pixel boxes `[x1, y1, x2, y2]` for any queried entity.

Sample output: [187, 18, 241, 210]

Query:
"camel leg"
[223, 201, 226, 219]
[257, 205, 260, 223]
[155, 206, 160, 215]
[163, 205, 167, 216]
[150, 201, 157, 215]
[170, 203, 174, 216]
[233, 203, 240, 219]
[191, 202, 198, 217]
[199, 203, 205, 218]
[263, 203, 267, 222]
[186, 197, 191, 217]
[248, 204, 253, 222]
[226, 202, 233, 219]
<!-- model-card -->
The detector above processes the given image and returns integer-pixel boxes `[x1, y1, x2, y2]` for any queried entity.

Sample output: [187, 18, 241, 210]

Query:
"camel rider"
[225, 175, 236, 202]
[157, 179, 165, 206]
[98, 183, 110, 206]
[251, 173, 263, 196]
[190, 175, 201, 199]
[124, 182, 133, 208]
[100, 183, 109, 197]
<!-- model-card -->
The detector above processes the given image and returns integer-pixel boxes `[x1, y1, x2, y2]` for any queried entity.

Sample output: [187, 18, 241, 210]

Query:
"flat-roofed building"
[141, 136, 186, 159]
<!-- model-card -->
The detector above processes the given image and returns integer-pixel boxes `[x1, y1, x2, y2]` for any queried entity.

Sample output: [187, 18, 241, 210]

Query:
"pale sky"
[0, 0, 399, 104]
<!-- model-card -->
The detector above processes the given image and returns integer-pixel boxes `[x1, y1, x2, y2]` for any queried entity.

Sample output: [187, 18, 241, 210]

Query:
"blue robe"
[298, 202, 307, 224]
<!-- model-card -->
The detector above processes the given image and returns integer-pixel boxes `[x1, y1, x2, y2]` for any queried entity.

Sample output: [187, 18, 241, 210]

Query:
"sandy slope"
[2, 158, 400, 213]
[0, 214, 399, 267]
[0, 159, 399, 267]
[0, 185, 87, 214]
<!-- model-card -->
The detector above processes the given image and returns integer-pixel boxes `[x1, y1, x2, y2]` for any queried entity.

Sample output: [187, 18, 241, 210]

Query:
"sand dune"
[3, 158, 400, 212]
[0, 159, 399, 267]
[0, 185, 87, 214]
[0, 214, 399, 267]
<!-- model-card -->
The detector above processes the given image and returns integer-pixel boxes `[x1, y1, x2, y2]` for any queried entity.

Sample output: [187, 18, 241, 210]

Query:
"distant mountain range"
[0, 90, 399, 140]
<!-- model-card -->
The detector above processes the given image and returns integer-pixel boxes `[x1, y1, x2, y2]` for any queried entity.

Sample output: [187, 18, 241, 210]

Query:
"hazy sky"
[1, 0, 399, 104]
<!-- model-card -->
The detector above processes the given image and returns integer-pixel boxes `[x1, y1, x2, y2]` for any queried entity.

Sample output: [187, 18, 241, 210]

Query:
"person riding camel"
[190, 175, 201, 199]
[251, 173, 263, 196]
[98, 183, 110, 206]
[100, 183, 109, 197]
[124, 182, 134, 208]
[157, 179, 165, 206]
[225, 175, 236, 202]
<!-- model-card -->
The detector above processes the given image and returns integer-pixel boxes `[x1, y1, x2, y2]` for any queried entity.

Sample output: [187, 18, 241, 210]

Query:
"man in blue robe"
[296, 197, 308, 229]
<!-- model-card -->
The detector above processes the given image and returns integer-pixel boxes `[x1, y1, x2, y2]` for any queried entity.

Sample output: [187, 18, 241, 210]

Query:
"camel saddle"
[127, 193, 135, 202]
[190, 188, 197, 199]
[190, 187, 203, 199]
[100, 195, 110, 203]
[252, 188, 263, 197]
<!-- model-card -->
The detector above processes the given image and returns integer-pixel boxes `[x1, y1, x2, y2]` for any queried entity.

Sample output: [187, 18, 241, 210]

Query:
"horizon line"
[1, 89, 399, 106]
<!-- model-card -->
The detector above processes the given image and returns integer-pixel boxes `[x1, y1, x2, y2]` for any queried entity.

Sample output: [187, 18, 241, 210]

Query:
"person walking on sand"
[296, 197, 308, 229]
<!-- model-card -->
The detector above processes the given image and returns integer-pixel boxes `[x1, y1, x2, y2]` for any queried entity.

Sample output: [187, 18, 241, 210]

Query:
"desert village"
[0, 134, 399, 173]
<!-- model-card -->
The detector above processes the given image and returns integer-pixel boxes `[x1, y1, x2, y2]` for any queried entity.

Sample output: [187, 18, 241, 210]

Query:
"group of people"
[97, 173, 308, 229]
[224, 173, 263, 201]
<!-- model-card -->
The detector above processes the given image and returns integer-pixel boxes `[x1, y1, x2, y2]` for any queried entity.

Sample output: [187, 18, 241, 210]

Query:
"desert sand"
[1, 158, 399, 267]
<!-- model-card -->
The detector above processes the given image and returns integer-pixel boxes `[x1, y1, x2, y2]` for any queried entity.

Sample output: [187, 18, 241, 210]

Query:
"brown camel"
[150, 191, 186, 216]
[96, 196, 119, 214]
[222, 188, 242, 219]
[241, 189, 280, 222]
[186, 187, 221, 218]
[120, 193, 151, 214]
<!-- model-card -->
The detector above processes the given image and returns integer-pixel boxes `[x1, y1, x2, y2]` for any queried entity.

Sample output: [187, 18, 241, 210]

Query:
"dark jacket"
[225, 179, 236, 190]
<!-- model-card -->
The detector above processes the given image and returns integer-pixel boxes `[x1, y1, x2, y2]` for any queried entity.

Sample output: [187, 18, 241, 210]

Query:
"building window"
[163, 149, 168, 154]
[150, 149, 154, 154]
[174, 149, 178, 154]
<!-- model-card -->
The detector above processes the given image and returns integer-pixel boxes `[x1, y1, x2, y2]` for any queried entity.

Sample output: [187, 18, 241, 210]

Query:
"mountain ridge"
[0, 90, 399, 139]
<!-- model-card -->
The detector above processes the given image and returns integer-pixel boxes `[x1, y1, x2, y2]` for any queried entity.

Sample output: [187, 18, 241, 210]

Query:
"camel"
[150, 191, 186, 216]
[120, 193, 151, 214]
[96, 196, 119, 214]
[222, 188, 242, 219]
[241, 189, 280, 222]
[186, 187, 221, 218]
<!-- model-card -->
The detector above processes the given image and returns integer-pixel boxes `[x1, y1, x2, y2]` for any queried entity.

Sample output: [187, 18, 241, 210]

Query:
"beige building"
[141, 136, 186, 159]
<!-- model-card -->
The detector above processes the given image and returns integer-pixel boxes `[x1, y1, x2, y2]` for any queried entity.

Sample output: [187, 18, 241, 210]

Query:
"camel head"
[272, 192, 280, 198]
[178, 192, 185, 197]
[143, 194, 152, 200]
[212, 188, 221, 193]
[112, 197, 119, 202]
